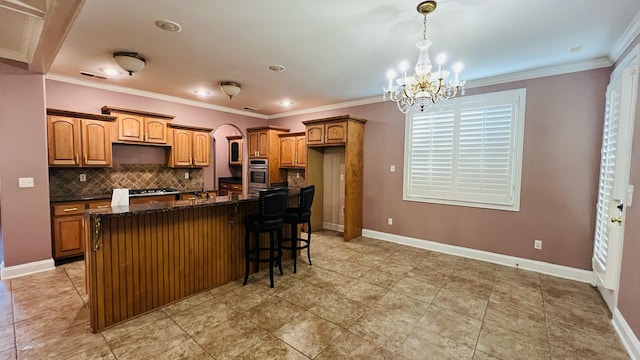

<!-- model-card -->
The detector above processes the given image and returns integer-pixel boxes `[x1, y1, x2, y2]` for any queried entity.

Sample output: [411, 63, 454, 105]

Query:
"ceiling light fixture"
[194, 89, 210, 96]
[219, 81, 241, 99]
[269, 65, 286, 72]
[383, 1, 465, 113]
[113, 52, 146, 76]
[280, 100, 293, 107]
[100, 67, 120, 76]
[155, 19, 182, 32]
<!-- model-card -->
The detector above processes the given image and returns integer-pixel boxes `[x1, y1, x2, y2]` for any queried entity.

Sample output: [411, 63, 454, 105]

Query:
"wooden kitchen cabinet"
[305, 120, 347, 146]
[47, 109, 115, 167]
[279, 132, 306, 168]
[227, 136, 243, 166]
[101, 106, 174, 145]
[167, 125, 212, 168]
[51, 202, 86, 260]
[247, 126, 289, 158]
[303, 115, 367, 241]
[218, 180, 242, 196]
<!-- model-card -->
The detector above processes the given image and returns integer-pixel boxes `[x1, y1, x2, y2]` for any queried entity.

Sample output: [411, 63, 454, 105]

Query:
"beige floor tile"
[9, 268, 68, 290]
[472, 350, 501, 360]
[244, 296, 305, 331]
[373, 291, 430, 324]
[327, 260, 372, 279]
[302, 267, 352, 291]
[315, 330, 400, 360]
[432, 286, 489, 320]
[406, 268, 451, 288]
[0, 324, 14, 352]
[276, 281, 333, 310]
[483, 302, 547, 339]
[444, 274, 494, 299]
[216, 283, 275, 312]
[544, 296, 611, 333]
[490, 281, 545, 316]
[334, 279, 388, 305]
[195, 315, 269, 360]
[416, 305, 482, 347]
[207, 279, 244, 297]
[390, 276, 441, 303]
[108, 317, 190, 360]
[274, 312, 343, 358]
[547, 319, 629, 360]
[358, 268, 403, 289]
[101, 310, 168, 342]
[308, 292, 368, 328]
[0, 306, 12, 327]
[161, 291, 214, 317]
[17, 322, 108, 360]
[12, 289, 85, 323]
[235, 335, 309, 360]
[0, 348, 15, 360]
[399, 330, 475, 360]
[155, 339, 213, 360]
[170, 299, 239, 338]
[66, 344, 116, 359]
[349, 308, 414, 353]
[476, 322, 550, 360]
[14, 306, 90, 346]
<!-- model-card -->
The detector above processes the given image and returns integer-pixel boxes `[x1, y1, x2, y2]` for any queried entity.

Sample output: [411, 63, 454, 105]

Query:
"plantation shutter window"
[403, 89, 526, 211]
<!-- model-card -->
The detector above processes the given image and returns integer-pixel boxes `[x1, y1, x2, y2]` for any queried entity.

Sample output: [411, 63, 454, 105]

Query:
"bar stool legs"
[243, 229, 284, 288]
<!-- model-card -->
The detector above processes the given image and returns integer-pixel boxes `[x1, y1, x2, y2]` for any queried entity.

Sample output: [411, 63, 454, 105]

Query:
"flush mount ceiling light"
[383, 0, 465, 113]
[194, 89, 210, 96]
[269, 64, 286, 72]
[155, 19, 182, 32]
[113, 52, 146, 76]
[280, 100, 293, 107]
[99, 67, 121, 76]
[219, 81, 241, 99]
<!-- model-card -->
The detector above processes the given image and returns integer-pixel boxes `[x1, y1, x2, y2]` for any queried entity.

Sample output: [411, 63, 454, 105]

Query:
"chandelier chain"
[423, 15, 427, 41]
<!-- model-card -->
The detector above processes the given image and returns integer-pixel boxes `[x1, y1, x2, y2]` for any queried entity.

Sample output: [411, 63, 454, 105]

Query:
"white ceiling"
[24, 1, 640, 115]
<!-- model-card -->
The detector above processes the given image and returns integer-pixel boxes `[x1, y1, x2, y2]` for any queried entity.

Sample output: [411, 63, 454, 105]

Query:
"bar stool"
[281, 185, 315, 273]
[243, 188, 288, 288]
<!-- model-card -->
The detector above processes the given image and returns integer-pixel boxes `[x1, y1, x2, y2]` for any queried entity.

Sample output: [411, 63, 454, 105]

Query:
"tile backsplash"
[49, 164, 204, 196]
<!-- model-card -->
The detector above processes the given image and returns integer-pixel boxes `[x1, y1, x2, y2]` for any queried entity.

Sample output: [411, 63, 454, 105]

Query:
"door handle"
[611, 217, 622, 224]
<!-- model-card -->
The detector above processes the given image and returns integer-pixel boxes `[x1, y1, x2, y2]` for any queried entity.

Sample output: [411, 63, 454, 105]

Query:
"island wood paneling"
[86, 197, 296, 332]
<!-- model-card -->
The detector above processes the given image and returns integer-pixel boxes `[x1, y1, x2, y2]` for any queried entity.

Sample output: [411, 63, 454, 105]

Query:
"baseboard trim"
[323, 222, 344, 232]
[613, 309, 640, 360]
[0, 258, 55, 280]
[361, 229, 594, 284]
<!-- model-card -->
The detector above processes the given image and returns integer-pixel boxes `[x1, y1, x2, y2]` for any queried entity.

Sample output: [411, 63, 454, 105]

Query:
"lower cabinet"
[219, 181, 242, 196]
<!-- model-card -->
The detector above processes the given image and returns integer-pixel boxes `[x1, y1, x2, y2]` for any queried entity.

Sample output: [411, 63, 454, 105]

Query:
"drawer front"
[88, 200, 111, 210]
[220, 182, 231, 189]
[53, 203, 86, 216]
[230, 184, 242, 191]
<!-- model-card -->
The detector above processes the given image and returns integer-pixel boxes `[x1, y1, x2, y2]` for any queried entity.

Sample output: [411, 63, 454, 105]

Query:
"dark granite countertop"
[50, 193, 113, 203]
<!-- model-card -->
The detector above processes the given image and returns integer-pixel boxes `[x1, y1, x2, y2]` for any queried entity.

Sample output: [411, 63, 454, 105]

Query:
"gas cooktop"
[127, 188, 180, 197]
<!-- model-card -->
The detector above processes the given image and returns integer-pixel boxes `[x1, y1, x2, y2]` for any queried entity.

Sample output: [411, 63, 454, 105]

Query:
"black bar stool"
[281, 185, 315, 273]
[243, 188, 288, 288]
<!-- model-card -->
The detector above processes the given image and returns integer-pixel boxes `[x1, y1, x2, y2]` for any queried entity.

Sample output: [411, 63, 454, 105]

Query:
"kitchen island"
[84, 193, 296, 332]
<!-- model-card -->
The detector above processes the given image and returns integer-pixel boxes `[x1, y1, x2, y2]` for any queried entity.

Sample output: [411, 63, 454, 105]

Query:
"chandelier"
[383, 1, 465, 113]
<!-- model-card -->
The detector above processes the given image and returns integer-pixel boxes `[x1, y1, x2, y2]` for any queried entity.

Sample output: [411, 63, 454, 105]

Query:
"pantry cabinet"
[305, 120, 348, 146]
[46, 109, 115, 167]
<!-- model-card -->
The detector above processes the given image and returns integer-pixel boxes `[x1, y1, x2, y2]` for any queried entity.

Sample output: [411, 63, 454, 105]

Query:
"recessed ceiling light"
[99, 67, 121, 76]
[570, 46, 582, 53]
[280, 100, 293, 107]
[194, 89, 211, 96]
[155, 19, 182, 32]
[269, 65, 286, 72]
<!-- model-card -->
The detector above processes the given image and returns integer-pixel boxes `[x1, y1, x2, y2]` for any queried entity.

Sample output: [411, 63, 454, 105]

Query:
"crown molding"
[465, 57, 613, 89]
[45, 74, 269, 119]
[611, 11, 640, 63]
[267, 96, 382, 119]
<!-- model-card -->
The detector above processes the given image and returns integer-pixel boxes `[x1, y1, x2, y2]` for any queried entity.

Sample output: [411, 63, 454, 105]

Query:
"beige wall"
[0, 65, 52, 267]
[270, 67, 610, 270]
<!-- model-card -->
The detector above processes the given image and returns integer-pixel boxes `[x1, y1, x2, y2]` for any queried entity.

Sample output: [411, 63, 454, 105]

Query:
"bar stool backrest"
[298, 185, 315, 215]
[260, 188, 288, 223]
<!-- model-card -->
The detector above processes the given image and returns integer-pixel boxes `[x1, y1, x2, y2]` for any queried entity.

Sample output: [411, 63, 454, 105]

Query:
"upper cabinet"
[167, 124, 212, 168]
[247, 126, 289, 159]
[279, 132, 306, 168]
[227, 136, 243, 166]
[305, 120, 348, 146]
[101, 106, 174, 145]
[46, 109, 116, 167]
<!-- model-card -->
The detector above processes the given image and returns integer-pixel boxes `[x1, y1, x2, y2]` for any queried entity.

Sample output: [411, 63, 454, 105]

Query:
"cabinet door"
[53, 215, 84, 259]
[81, 120, 112, 166]
[279, 136, 296, 167]
[144, 118, 168, 144]
[248, 131, 259, 158]
[117, 114, 144, 142]
[172, 129, 193, 167]
[229, 139, 242, 165]
[306, 124, 325, 145]
[295, 136, 307, 166]
[192, 131, 211, 167]
[47, 116, 81, 166]
[325, 121, 347, 144]
[257, 130, 269, 157]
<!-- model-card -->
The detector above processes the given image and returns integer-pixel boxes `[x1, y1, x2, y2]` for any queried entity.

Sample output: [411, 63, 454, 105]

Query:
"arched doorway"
[211, 124, 245, 194]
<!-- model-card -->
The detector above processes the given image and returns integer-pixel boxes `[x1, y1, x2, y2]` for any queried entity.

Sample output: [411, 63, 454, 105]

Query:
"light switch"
[390, 165, 396, 173]
[18, 177, 34, 188]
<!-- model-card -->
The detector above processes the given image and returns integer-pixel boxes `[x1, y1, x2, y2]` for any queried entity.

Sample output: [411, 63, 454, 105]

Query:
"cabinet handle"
[97, 205, 109, 208]
[63, 207, 79, 212]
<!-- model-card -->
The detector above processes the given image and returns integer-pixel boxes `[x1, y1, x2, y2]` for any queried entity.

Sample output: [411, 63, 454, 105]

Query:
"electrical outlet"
[18, 177, 34, 188]
[388, 217, 393, 225]
[79, 174, 87, 182]
[390, 165, 396, 173]
[534, 239, 542, 250]
[184, 172, 189, 179]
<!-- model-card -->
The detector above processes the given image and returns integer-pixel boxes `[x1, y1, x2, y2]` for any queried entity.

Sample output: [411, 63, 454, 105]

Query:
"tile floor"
[0, 231, 630, 359]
